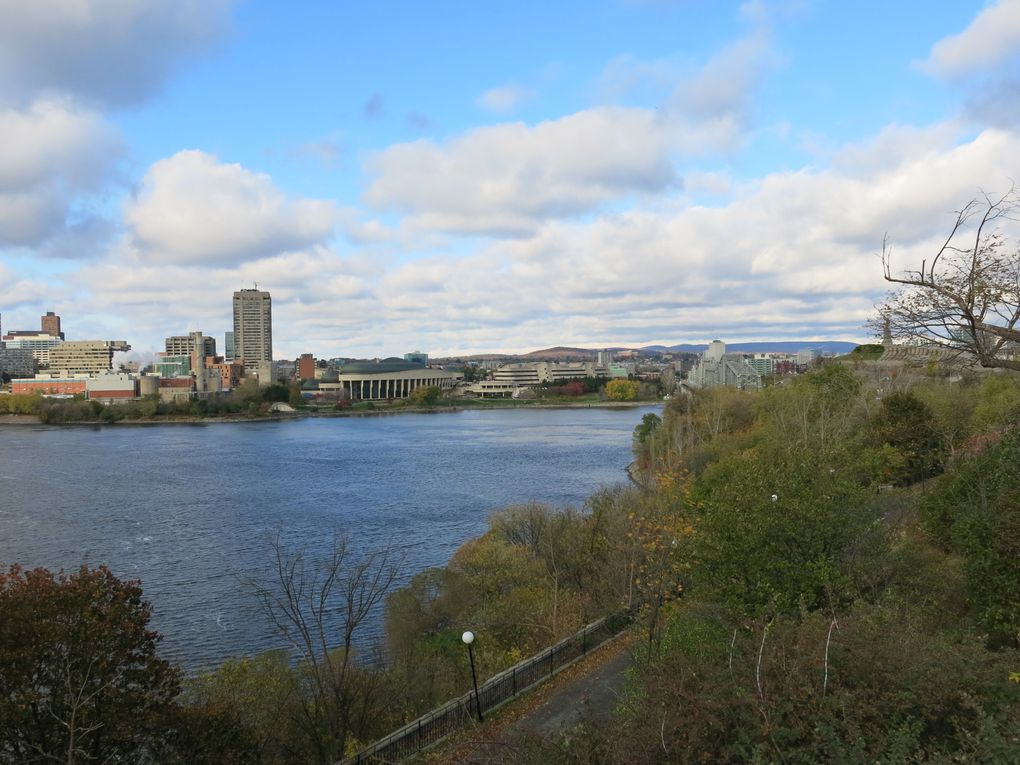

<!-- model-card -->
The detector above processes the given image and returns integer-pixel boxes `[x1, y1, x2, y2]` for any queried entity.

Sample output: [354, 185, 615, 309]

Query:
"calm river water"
[0, 406, 657, 669]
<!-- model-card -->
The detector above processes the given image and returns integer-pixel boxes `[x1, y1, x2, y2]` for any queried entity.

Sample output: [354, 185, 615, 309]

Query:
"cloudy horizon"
[2, 0, 1019, 359]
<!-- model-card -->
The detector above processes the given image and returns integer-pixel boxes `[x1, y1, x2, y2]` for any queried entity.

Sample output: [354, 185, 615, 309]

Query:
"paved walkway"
[427, 633, 634, 764]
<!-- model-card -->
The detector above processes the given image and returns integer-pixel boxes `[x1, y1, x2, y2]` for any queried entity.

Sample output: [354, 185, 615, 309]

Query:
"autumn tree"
[604, 379, 639, 401]
[877, 188, 1020, 370]
[0, 564, 180, 763]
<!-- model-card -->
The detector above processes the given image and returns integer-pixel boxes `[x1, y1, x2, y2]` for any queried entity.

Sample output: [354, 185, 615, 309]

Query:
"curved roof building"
[315, 358, 462, 400]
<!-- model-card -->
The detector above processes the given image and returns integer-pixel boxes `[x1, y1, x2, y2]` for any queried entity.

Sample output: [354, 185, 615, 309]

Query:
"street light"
[462, 630, 483, 722]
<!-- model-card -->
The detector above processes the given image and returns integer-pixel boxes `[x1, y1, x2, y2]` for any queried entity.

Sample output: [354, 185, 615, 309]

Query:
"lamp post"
[462, 630, 483, 722]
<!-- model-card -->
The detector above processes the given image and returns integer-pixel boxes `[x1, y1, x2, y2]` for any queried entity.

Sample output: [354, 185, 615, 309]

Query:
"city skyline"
[2, 1, 1019, 358]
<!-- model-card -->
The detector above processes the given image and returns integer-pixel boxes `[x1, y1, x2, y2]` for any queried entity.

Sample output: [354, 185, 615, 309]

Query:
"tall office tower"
[41, 311, 63, 339]
[224, 331, 235, 361]
[232, 288, 272, 370]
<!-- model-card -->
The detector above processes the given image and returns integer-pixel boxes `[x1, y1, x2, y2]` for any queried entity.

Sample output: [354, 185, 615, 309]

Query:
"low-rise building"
[1, 333, 62, 367]
[206, 357, 245, 391]
[165, 331, 216, 359]
[49, 340, 130, 375]
[86, 373, 138, 401]
[11, 376, 89, 396]
[460, 380, 520, 398]
[0, 347, 36, 378]
[493, 361, 608, 386]
[314, 358, 462, 400]
[158, 377, 193, 403]
[154, 355, 190, 378]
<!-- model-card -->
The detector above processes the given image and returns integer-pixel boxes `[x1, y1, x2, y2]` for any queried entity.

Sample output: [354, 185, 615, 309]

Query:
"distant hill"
[520, 346, 598, 360]
[435, 340, 860, 364]
[650, 341, 859, 354]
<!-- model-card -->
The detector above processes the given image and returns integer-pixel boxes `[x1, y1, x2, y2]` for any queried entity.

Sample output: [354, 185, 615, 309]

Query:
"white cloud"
[919, 0, 1020, 79]
[125, 150, 337, 265]
[595, 53, 682, 103]
[0, 0, 232, 107]
[364, 107, 681, 235]
[31, 125, 1020, 358]
[668, 30, 776, 123]
[0, 262, 51, 309]
[0, 100, 118, 191]
[365, 26, 775, 238]
[477, 84, 533, 114]
[0, 99, 122, 248]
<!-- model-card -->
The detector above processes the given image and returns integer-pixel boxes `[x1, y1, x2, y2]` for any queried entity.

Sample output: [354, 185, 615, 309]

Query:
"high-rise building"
[224, 331, 235, 361]
[232, 288, 272, 370]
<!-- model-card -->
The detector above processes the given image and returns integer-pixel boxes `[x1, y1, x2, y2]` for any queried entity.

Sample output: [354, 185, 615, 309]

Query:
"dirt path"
[425, 633, 634, 764]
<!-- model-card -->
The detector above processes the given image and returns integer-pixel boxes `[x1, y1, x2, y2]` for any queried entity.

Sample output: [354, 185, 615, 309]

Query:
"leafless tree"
[876, 187, 1020, 370]
[245, 535, 400, 764]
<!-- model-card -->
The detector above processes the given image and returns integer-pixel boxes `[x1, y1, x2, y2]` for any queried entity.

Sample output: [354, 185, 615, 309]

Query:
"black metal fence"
[342, 608, 634, 765]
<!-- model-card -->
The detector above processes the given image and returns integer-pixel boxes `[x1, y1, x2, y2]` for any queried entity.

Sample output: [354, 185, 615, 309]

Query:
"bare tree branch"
[242, 533, 401, 764]
[874, 186, 1020, 371]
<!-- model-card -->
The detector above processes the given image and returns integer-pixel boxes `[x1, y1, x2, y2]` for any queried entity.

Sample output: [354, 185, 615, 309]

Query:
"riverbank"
[0, 398, 660, 427]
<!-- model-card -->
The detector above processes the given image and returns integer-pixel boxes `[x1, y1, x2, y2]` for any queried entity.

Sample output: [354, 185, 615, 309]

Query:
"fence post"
[513, 666, 517, 695]
[582, 624, 587, 654]
[549, 647, 553, 676]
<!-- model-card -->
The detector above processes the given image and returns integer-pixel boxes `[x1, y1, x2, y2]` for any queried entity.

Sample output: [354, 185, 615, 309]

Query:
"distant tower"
[41, 311, 63, 339]
[224, 331, 235, 361]
[232, 289, 272, 370]
[882, 318, 893, 349]
[706, 340, 726, 362]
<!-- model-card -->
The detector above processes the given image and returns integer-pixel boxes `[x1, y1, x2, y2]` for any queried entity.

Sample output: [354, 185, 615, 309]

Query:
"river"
[0, 406, 658, 669]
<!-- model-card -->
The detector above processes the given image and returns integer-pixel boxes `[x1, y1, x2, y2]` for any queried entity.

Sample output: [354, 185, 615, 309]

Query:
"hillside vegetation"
[3, 364, 1018, 763]
[508, 364, 1020, 763]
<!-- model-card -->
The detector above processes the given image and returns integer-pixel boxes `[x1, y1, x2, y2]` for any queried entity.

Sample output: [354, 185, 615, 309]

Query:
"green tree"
[599, 604, 1020, 765]
[182, 651, 294, 763]
[921, 428, 1020, 648]
[693, 442, 881, 617]
[263, 383, 290, 403]
[409, 384, 441, 406]
[0, 564, 180, 763]
[872, 390, 944, 485]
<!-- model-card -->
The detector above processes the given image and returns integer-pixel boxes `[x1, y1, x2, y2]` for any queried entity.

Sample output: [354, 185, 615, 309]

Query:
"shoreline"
[0, 399, 660, 427]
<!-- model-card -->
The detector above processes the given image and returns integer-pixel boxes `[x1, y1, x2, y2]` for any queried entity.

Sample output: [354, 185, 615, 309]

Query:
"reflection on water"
[0, 406, 658, 669]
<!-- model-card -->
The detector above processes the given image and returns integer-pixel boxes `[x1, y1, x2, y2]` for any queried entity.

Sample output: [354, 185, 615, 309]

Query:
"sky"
[1, 0, 1019, 360]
